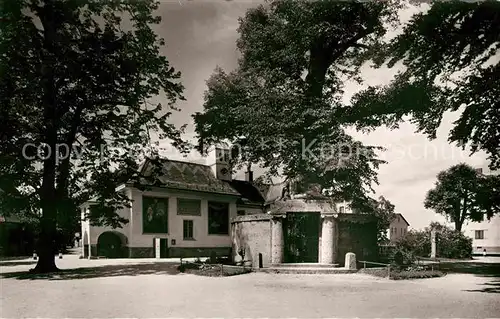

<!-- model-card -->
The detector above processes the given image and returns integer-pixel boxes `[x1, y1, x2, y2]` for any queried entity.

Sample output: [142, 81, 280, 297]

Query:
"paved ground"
[1, 255, 499, 318]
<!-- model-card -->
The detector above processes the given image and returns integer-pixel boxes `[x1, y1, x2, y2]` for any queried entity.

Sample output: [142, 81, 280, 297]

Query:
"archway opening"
[97, 232, 127, 258]
[284, 212, 320, 263]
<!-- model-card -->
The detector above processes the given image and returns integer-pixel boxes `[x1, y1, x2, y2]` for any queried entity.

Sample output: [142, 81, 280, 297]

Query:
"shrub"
[395, 230, 429, 258]
[178, 262, 201, 272]
[359, 267, 445, 280]
[391, 270, 444, 280]
[436, 228, 472, 259]
[389, 247, 415, 269]
[394, 223, 472, 260]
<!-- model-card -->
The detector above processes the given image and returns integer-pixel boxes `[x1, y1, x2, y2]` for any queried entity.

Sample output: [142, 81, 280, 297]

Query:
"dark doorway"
[97, 232, 124, 258]
[284, 212, 320, 263]
[154, 238, 169, 258]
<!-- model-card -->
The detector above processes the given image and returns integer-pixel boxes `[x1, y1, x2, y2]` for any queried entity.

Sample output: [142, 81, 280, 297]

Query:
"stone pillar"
[431, 230, 437, 258]
[271, 216, 284, 264]
[345, 252, 356, 270]
[321, 215, 336, 264]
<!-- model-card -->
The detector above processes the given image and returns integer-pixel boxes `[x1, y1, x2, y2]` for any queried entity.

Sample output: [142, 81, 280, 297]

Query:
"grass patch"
[359, 267, 390, 278]
[359, 267, 445, 280]
[391, 269, 445, 280]
[178, 262, 252, 277]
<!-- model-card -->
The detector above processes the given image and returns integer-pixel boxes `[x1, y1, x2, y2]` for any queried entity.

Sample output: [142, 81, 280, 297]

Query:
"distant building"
[464, 217, 500, 256]
[387, 213, 410, 243]
[463, 167, 500, 256]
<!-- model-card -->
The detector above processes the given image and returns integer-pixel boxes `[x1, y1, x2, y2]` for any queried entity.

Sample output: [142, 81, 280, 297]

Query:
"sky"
[147, 0, 492, 230]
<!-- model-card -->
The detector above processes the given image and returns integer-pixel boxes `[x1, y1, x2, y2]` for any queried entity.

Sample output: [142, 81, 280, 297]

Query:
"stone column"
[321, 214, 336, 264]
[271, 216, 284, 264]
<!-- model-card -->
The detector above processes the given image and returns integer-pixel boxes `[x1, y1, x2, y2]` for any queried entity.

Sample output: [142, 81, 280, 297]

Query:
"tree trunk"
[31, 168, 59, 273]
[454, 220, 462, 232]
[31, 141, 60, 274]
[31, 225, 58, 273]
[457, 194, 468, 233]
[31, 0, 60, 274]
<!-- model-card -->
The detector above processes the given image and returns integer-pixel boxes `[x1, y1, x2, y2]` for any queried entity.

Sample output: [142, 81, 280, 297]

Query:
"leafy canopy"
[347, 0, 500, 170]
[424, 164, 500, 232]
[194, 0, 402, 209]
[0, 0, 187, 230]
[372, 196, 396, 244]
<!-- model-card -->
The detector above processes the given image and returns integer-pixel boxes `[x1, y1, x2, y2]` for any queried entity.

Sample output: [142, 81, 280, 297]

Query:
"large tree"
[194, 0, 402, 209]
[0, 0, 187, 273]
[424, 164, 500, 232]
[347, 0, 500, 170]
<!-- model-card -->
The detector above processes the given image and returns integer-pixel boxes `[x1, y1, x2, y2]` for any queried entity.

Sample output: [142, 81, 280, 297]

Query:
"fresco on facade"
[142, 196, 168, 233]
[208, 201, 229, 235]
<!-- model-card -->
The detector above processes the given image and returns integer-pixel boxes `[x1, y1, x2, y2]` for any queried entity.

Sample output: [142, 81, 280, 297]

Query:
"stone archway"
[284, 212, 320, 263]
[97, 231, 127, 258]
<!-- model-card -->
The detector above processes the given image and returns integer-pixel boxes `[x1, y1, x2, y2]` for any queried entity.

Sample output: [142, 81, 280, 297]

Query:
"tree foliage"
[0, 0, 186, 272]
[424, 164, 500, 232]
[347, 0, 500, 170]
[395, 222, 472, 260]
[194, 0, 402, 209]
[372, 195, 396, 244]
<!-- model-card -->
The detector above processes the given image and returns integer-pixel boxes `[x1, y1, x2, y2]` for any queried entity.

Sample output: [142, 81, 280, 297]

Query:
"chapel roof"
[224, 179, 266, 203]
[137, 158, 241, 196]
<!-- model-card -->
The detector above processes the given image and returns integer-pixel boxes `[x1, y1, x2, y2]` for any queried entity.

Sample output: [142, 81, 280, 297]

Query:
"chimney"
[475, 168, 483, 174]
[245, 170, 253, 183]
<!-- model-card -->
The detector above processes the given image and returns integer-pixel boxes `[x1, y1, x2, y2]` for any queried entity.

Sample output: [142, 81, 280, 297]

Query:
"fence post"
[220, 264, 223, 276]
[387, 265, 391, 279]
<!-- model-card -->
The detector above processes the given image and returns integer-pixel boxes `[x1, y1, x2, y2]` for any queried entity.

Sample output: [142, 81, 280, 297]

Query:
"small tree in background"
[424, 164, 499, 232]
[356, 195, 396, 245]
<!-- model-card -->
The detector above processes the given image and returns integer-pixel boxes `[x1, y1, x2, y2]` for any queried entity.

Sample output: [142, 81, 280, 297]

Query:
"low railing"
[358, 260, 391, 278]
[359, 260, 390, 268]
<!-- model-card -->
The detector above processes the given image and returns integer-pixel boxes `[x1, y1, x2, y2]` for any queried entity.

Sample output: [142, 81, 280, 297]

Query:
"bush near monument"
[390, 249, 416, 269]
[391, 270, 445, 280]
[178, 259, 251, 277]
[394, 223, 472, 260]
[359, 267, 445, 280]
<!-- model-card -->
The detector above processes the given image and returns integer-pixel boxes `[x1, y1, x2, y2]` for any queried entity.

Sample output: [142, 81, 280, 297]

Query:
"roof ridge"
[145, 156, 209, 167]
[394, 213, 410, 226]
